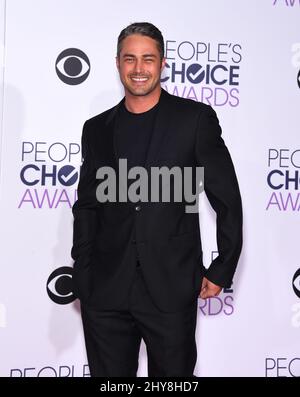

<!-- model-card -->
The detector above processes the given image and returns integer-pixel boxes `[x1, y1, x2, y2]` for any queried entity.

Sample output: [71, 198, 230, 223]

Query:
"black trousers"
[81, 256, 198, 377]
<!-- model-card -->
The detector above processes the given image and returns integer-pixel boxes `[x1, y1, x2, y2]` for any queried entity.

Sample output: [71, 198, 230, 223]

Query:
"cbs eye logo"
[297, 70, 300, 90]
[47, 266, 76, 304]
[55, 48, 90, 85]
[292, 268, 300, 299]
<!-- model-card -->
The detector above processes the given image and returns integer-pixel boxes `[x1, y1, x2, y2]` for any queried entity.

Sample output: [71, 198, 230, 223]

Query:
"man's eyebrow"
[122, 53, 157, 58]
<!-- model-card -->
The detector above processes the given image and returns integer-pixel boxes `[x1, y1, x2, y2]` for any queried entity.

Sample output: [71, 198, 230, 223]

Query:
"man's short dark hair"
[117, 22, 165, 60]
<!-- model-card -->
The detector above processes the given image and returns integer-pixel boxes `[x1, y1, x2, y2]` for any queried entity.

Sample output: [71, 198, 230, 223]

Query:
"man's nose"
[134, 59, 144, 73]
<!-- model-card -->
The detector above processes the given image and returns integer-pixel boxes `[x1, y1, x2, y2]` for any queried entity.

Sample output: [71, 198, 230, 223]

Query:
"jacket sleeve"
[71, 121, 98, 272]
[195, 105, 243, 288]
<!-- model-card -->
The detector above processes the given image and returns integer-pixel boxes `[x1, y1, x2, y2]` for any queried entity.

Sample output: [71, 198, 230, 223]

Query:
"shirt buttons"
[135, 205, 141, 212]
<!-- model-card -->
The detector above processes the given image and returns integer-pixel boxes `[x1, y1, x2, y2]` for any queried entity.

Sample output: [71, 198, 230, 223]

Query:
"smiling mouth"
[130, 76, 149, 83]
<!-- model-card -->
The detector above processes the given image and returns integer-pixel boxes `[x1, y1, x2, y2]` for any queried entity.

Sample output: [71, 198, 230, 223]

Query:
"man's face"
[116, 34, 165, 97]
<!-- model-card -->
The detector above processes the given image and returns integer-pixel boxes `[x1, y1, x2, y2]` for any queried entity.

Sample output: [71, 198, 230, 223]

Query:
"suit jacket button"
[135, 205, 141, 212]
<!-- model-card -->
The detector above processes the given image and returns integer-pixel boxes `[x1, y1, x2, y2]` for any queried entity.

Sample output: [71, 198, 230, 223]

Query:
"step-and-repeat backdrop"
[0, 0, 299, 377]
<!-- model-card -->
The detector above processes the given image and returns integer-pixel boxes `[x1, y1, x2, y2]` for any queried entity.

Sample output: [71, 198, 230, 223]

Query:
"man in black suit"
[71, 22, 243, 377]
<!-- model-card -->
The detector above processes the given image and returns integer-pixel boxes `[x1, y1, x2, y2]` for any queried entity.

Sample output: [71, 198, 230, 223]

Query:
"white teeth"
[131, 77, 148, 81]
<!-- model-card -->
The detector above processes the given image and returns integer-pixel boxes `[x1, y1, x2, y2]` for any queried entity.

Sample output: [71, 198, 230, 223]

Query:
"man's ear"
[160, 57, 166, 71]
[115, 56, 120, 71]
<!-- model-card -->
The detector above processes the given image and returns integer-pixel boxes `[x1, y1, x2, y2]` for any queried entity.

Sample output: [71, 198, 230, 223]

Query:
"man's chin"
[126, 86, 153, 97]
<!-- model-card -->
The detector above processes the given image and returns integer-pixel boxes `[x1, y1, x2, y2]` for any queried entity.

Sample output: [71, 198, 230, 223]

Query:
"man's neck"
[124, 86, 161, 114]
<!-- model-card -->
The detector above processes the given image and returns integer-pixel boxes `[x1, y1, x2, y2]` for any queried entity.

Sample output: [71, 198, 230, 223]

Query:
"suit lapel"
[104, 96, 125, 169]
[143, 88, 173, 171]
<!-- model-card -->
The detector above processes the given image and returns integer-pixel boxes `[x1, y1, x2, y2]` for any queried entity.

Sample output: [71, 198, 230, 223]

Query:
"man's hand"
[199, 277, 222, 299]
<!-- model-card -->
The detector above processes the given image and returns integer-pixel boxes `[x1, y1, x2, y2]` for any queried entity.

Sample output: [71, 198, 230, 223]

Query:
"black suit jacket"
[71, 88, 243, 312]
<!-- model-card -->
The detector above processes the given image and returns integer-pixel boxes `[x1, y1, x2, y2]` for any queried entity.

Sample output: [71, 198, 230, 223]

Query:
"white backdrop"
[0, 0, 300, 377]
[0, 0, 5, 181]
